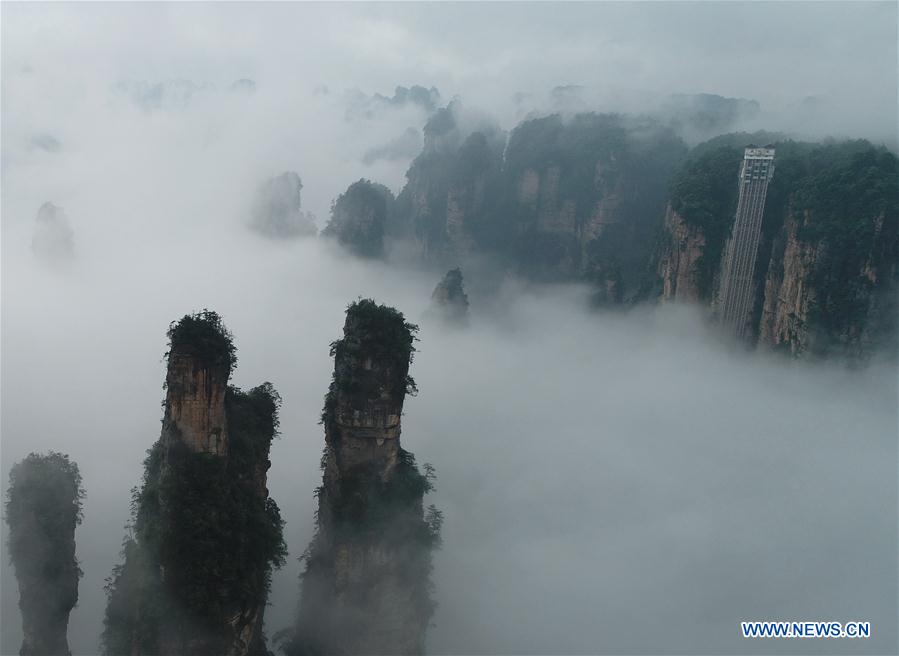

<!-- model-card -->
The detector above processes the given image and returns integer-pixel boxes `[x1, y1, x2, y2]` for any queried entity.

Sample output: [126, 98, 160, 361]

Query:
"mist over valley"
[2, 3, 897, 655]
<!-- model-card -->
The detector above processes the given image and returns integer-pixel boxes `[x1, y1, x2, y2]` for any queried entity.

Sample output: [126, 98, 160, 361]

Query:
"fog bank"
[2, 224, 896, 653]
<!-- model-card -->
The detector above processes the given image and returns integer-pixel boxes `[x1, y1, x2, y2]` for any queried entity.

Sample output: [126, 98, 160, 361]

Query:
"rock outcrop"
[757, 202, 898, 359]
[428, 268, 470, 325]
[501, 113, 683, 290]
[286, 299, 441, 656]
[32, 202, 74, 262]
[656, 207, 708, 303]
[102, 311, 286, 656]
[250, 172, 317, 239]
[756, 210, 818, 354]
[657, 136, 898, 359]
[323, 180, 394, 258]
[5, 452, 84, 656]
[390, 109, 686, 298]
[392, 103, 506, 264]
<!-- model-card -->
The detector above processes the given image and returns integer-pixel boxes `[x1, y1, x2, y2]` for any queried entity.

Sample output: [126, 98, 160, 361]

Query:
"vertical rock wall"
[757, 210, 817, 354]
[657, 199, 897, 359]
[657, 139, 898, 359]
[162, 346, 229, 455]
[657, 207, 707, 303]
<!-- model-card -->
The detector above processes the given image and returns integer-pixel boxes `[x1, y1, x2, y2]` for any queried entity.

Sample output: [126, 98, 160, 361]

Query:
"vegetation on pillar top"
[165, 309, 237, 375]
[323, 179, 394, 258]
[324, 299, 419, 418]
[287, 300, 440, 656]
[6, 451, 85, 572]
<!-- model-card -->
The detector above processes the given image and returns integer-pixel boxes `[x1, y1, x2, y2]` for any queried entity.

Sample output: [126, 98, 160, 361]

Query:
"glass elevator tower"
[719, 147, 776, 337]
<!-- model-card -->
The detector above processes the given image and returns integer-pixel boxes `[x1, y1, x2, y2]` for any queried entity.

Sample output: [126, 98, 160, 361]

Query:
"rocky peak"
[288, 299, 440, 656]
[324, 299, 418, 474]
[323, 179, 394, 258]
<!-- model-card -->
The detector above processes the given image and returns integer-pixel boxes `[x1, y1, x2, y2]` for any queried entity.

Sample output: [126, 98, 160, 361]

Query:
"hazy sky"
[4, 2, 897, 113]
[3, 4, 898, 211]
[2, 3, 897, 655]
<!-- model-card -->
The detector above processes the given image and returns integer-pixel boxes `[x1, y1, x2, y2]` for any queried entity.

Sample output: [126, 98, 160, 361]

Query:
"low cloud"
[363, 127, 423, 165]
[2, 225, 895, 653]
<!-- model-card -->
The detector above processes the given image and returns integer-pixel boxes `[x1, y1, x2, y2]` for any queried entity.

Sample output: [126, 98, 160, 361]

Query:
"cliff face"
[758, 205, 898, 359]
[102, 311, 286, 656]
[505, 115, 686, 296]
[289, 300, 440, 656]
[5, 453, 84, 656]
[391, 110, 686, 299]
[163, 343, 229, 455]
[657, 137, 898, 359]
[657, 207, 707, 303]
[393, 104, 506, 264]
[757, 210, 817, 354]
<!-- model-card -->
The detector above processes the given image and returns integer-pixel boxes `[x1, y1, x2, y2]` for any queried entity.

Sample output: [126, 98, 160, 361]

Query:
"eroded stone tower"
[102, 311, 285, 656]
[288, 299, 440, 656]
[5, 453, 83, 656]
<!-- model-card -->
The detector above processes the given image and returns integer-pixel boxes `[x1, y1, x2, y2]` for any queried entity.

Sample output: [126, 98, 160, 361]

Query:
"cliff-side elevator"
[719, 147, 776, 337]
